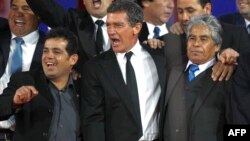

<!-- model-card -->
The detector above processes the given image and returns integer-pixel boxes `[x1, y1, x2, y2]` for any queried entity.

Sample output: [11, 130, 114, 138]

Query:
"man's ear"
[70, 54, 79, 66]
[133, 23, 142, 35]
[142, 0, 151, 8]
[203, 3, 212, 15]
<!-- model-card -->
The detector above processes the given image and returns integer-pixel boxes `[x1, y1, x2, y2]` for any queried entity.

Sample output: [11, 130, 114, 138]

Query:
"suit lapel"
[0, 30, 11, 77]
[78, 14, 96, 57]
[99, 50, 141, 127]
[190, 67, 216, 121]
[34, 71, 54, 105]
[164, 65, 184, 107]
[139, 22, 149, 42]
[30, 31, 45, 71]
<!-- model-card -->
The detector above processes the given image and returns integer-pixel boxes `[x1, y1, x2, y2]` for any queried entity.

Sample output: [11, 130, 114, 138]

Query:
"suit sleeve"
[232, 54, 250, 124]
[0, 73, 28, 120]
[26, 0, 68, 28]
[81, 61, 105, 141]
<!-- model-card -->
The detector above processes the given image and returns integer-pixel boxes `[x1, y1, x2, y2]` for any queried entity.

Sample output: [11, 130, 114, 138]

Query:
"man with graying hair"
[160, 14, 231, 141]
[82, 0, 165, 141]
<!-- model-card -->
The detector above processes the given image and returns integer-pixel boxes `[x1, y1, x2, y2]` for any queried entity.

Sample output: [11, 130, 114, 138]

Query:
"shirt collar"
[244, 18, 250, 27]
[115, 40, 142, 60]
[146, 22, 169, 35]
[185, 58, 216, 72]
[91, 15, 107, 25]
[11, 29, 39, 45]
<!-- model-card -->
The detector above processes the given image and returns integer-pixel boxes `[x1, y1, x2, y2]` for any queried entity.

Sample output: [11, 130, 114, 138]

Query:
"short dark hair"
[198, 0, 211, 8]
[107, 0, 143, 27]
[45, 27, 78, 56]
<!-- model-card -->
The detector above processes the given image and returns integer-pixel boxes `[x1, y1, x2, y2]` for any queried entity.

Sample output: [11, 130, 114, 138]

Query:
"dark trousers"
[0, 129, 13, 141]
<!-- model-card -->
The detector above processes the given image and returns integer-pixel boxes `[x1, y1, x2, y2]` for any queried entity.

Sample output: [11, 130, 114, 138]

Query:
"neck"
[49, 75, 70, 90]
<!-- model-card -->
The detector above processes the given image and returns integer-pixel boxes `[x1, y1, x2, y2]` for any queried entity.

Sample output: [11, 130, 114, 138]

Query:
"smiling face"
[8, 0, 39, 36]
[236, 0, 250, 19]
[42, 38, 78, 81]
[187, 24, 219, 64]
[143, 0, 174, 25]
[83, 0, 113, 18]
[107, 11, 142, 53]
[177, 0, 211, 31]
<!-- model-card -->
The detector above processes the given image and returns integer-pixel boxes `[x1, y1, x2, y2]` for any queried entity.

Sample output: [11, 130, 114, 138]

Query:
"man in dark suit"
[26, 0, 113, 70]
[219, 0, 250, 37]
[160, 14, 231, 141]
[165, 0, 247, 81]
[0, 28, 81, 141]
[137, 0, 174, 42]
[232, 50, 250, 124]
[0, 0, 45, 140]
[82, 1, 165, 141]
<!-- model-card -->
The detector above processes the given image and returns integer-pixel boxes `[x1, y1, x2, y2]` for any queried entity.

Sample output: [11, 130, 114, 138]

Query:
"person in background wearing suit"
[137, 0, 174, 42]
[26, 0, 113, 72]
[160, 14, 231, 141]
[219, 0, 250, 38]
[0, 28, 81, 141]
[82, 1, 165, 141]
[0, 0, 45, 140]
[232, 50, 250, 124]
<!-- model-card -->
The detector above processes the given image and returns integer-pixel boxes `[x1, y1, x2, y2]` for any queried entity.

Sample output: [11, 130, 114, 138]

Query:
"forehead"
[107, 12, 128, 22]
[177, 0, 201, 8]
[11, 0, 28, 5]
[190, 24, 211, 36]
[44, 38, 68, 49]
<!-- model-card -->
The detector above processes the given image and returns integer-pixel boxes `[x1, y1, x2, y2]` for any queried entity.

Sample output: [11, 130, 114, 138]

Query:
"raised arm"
[26, 0, 67, 27]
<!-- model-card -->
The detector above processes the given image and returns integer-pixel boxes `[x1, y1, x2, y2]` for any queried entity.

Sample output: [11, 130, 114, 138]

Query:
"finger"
[225, 66, 234, 81]
[212, 62, 223, 81]
[218, 66, 228, 81]
[142, 40, 148, 45]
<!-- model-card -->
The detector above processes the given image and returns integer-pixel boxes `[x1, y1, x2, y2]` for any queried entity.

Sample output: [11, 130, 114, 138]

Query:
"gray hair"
[186, 14, 223, 46]
[107, 0, 143, 27]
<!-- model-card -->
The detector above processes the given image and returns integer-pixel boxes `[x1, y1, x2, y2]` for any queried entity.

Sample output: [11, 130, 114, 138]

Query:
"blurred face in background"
[236, 0, 250, 19]
[143, 0, 174, 25]
[177, 0, 211, 31]
[84, 0, 113, 18]
[8, 0, 39, 36]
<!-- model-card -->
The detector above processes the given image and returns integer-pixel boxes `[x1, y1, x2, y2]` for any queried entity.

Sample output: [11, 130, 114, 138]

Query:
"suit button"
[175, 129, 179, 132]
[42, 132, 48, 137]
[48, 109, 52, 113]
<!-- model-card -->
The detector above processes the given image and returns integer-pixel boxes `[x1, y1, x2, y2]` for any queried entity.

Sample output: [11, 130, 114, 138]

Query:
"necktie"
[153, 26, 160, 38]
[10, 37, 24, 74]
[125, 52, 141, 120]
[188, 64, 199, 81]
[95, 20, 104, 54]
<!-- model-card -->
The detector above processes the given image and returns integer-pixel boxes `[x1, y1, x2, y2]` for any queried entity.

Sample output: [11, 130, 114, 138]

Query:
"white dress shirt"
[92, 16, 110, 52]
[146, 22, 169, 39]
[0, 30, 39, 94]
[0, 30, 39, 129]
[116, 41, 161, 141]
[185, 58, 216, 77]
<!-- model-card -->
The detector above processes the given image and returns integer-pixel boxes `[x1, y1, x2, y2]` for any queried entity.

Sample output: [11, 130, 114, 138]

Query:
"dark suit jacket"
[0, 17, 8, 30]
[232, 51, 250, 124]
[81, 45, 166, 141]
[218, 13, 246, 28]
[26, 0, 98, 69]
[160, 64, 231, 141]
[0, 27, 45, 78]
[0, 71, 82, 141]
